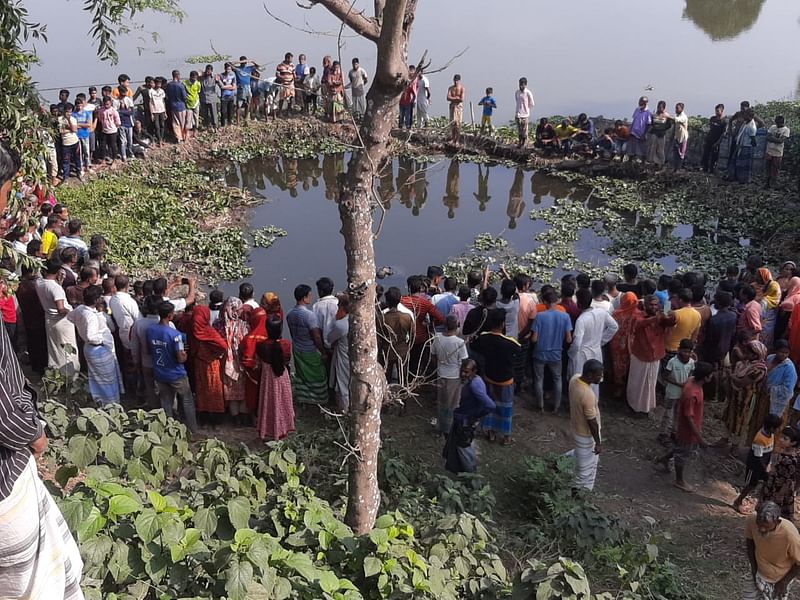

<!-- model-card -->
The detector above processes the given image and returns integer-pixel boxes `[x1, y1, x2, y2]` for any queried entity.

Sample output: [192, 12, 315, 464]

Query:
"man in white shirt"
[313, 277, 339, 350]
[431, 315, 468, 435]
[514, 77, 535, 148]
[416, 72, 431, 128]
[109, 274, 140, 392]
[765, 115, 790, 189]
[346, 58, 368, 119]
[568, 288, 619, 399]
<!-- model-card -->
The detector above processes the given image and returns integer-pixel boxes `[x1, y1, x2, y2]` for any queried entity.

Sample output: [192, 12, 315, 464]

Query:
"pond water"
[221, 156, 648, 302]
[30, 1, 800, 120]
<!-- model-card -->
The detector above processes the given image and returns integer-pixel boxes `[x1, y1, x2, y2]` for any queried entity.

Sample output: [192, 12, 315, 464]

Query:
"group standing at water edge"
[41, 50, 792, 190]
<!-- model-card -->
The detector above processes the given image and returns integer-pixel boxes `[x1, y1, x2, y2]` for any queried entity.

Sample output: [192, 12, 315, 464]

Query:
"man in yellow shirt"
[745, 501, 800, 599]
[665, 288, 701, 353]
[555, 118, 579, 155]
[40, 215, 60, 258]
[568, 359, 604, 491]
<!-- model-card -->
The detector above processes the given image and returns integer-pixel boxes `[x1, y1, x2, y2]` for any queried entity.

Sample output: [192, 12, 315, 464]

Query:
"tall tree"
[306, 0, 419, 534]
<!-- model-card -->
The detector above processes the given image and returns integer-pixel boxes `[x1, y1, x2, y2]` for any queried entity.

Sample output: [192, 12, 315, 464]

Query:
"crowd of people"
[44, 55, 792, 191]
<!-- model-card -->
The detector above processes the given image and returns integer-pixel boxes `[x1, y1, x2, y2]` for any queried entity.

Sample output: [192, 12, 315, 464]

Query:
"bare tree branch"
[423, 46, 469, 75]
[264, 3, 357, 37]
[304, 0, 381, 42]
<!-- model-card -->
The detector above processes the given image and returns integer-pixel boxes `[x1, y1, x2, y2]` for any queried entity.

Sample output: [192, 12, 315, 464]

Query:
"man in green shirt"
[184, 70, 202, 140]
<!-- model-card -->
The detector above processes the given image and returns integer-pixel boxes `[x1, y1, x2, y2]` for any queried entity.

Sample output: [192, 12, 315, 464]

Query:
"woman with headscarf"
[188, 305, 227, 424]
[609, 292, 639, 399]
[239, 307, 267, 415]
[327, 61, 345, 123]
[777, 261, 798, 296]
[256, 317, 295, 441]
[723, 339, 768, 447]
[213, 297, 250, 422]
[756, 267, 781, 349]
[261, 291, 284, 321]
[776, 276, 800, 342]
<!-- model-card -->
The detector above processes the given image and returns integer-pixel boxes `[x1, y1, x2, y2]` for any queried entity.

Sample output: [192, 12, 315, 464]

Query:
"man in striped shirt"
[0, 139, 84, 598]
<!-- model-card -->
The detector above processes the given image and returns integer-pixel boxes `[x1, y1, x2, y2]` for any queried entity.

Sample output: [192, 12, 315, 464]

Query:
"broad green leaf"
[234, 528, 258, 546]
[227, 497, 251, 531]
[108, 539, 134, 583]
[225, 559, 253, 600]
[374, 514, 394, 529]
[182, 528, 202, 549]
[60, 498, 91, 533]
[90, 413, 110, 436]
[170, 542, 186, 563]
[147, 490, 168, 513]
[151, 445, 170, 473]
[80, 534, 113, 567]
[132, 436, 151, 458]
[194, 507, 218, 537]
[94, 481, 127, 497]
[100, 432, 125, 466]
[318, 570, 340, 594]
[109, 494, 141, 517]
[144, 547, 168, 584]
[68, 435, 98, 468]
[284, 552, 317, 581]
[364, 556, 383, 578]
[135, 509, 160, 544]
[78, 506, 107, 542]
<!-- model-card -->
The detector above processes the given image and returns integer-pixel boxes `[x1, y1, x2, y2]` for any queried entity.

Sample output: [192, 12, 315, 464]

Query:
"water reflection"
[322, 153, 345, 200]
[473, 164, 491, 212]
[507, 168, 525, 229]
[443, 160, 460, 219]
[683, 0, 765, 40]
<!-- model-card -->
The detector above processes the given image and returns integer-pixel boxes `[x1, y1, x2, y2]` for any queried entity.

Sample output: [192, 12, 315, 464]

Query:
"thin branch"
[304, 0, 381, 42]
[263, 3, 357, 38]
[423, 46, 470, 75]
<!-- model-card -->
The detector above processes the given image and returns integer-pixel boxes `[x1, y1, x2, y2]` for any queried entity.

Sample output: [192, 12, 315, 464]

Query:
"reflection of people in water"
[442, 159, 460, 219]
[297, 157, 321, 192]
[472, 164, 491, 212]
[283, 157, 299, 197]
[413, 160, 428, 216]
[322, 152, 345, 200]
[530, 170, 548, 205]
[683, 0, 765, 41]
[263, 157, 286, 191]
[396, 156, 414, 208]
[506, 167, 525, 229]
[378, 160, 394, 209]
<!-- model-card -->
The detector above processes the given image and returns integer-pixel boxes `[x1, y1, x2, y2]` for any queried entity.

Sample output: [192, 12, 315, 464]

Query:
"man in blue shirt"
[165, 70, 189, 143]
[73, 97, 93, 172]
[234, 56, 259, 124]
[146, 301, 197, 433]
[286, 284, 328, 405]
[532, 288, 573, 413]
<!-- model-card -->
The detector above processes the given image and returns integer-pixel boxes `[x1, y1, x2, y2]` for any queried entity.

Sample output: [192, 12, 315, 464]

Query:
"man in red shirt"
[401, 275, 445, 379]
[655, 362, 714, 492]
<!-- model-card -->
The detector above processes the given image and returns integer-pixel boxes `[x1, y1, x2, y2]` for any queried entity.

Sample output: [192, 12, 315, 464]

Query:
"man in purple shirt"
[629, 96, 652, 161]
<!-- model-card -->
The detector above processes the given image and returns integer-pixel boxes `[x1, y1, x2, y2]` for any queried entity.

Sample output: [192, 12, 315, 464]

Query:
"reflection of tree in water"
[396, 156, 414, 209]
[413, 160, 428, 215]
[473, 164, 491, 212]
[683, 0, 765, 40]
[506, 167, 525, 229]
[377, 160, 394, 209]
[442, 160, 460, 219]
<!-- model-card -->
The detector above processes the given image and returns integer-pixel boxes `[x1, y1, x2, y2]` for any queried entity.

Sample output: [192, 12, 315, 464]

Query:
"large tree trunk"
[312, 0, 417, 534]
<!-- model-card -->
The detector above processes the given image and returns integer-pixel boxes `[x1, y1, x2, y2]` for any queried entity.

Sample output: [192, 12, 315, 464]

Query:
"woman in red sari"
[239, 308, 267, 415]
[256, 316, 295, 441]
[610, 292, 639, 398]
[189, 305, 227, 425]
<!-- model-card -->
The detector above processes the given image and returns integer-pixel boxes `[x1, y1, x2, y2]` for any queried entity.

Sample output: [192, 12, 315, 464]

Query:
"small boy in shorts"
[478, 87, 496, 135]
[659, 338, 695, 444]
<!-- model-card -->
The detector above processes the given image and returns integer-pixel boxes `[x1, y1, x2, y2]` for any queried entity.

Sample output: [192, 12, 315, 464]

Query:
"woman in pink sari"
[213, 297, 250, 422]
[256, 317, 295, 441]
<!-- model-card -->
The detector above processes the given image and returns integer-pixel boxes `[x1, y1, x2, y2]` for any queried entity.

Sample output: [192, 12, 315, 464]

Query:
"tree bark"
[312, 0, 417, 535]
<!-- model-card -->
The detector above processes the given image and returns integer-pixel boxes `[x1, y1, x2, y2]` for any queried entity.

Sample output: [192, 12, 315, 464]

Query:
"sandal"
[501, 436, 515, 446]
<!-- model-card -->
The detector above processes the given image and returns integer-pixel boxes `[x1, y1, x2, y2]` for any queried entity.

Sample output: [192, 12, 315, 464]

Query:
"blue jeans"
[533, 358, 563, 411]
[62, 143, 81, 180]
[399, 104, 413, 129]
[119, 126, 134, 159]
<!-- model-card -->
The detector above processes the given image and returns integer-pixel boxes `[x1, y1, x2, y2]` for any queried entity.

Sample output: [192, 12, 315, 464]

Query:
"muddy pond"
[219, 155, 707, 302]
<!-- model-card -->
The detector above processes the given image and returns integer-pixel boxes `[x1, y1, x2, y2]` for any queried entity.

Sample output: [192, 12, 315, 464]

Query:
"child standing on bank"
[732, 413, 782, 513]
[659, 338, 695, 444]
[478, 87, 497, 135]
[656, 362, 714, 492]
